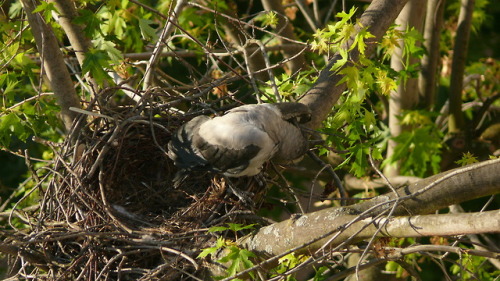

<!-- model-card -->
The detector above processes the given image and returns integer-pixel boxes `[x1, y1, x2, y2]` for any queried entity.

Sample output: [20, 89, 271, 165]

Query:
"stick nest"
[3, 92, 269, 280]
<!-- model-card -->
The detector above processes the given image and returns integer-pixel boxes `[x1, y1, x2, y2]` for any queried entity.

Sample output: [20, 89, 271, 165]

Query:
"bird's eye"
[295, 113, 311, 124]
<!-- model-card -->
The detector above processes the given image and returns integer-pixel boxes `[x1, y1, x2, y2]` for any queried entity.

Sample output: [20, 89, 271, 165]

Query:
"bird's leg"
[223, 176, 254, 207]
[253, 173, 266, 188]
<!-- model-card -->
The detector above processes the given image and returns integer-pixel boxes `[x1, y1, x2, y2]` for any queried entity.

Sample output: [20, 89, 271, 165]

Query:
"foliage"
[260, 70, 317, 102]
[450, 247, 499, 281]
[383, 110, 443, 177]
[314, 11, 430, 177]
[271, 253, 308, 281]
[198, 224, 257, 279]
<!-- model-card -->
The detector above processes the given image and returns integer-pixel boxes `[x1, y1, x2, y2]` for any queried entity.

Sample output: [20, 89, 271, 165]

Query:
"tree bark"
[385, 0, 427, 177]
[20, 0, 81, 132]
[448, 0, 475, 134]
[300, 0, 410, 130]
[419, 0, 446, 109]
[48, 0, 91, 69]
[48, 0, 102, 94]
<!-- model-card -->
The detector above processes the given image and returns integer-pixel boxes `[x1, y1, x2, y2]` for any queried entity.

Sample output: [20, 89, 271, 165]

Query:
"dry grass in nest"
[2, 95, 267, 280]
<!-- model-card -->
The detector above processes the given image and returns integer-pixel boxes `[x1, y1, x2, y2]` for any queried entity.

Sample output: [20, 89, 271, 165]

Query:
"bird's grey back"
[167, 103, 310, 180]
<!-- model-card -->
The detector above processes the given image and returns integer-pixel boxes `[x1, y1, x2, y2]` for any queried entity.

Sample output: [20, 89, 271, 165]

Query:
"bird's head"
[272, 102, 312, 124]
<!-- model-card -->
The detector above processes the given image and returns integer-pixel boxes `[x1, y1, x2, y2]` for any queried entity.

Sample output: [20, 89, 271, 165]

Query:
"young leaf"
[455, 152, 479, 166]
[138, 18, 158, 41]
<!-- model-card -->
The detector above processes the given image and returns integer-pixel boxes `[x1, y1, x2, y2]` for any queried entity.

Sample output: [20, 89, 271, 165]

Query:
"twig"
[306, 150, 347, 205]
[143, 0, 187, 90]
[294, 0, 319, 31]
[368, 147, 398, 195]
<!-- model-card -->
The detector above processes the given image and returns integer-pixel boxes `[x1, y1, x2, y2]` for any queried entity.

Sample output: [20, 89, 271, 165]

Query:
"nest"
[3, 92, 276, 280]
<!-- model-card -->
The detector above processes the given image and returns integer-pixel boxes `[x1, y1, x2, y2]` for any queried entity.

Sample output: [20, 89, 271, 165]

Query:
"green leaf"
[349, 143, 368, 177]
[0, 76, 20, 97]
[95, 37, 123, 62]
[81, 49, 111, 84]
[32, 2, 58, 23]
[455, 152, 479, 166]
[337, 65, 360, 92]
[338, 23, 356, 48]
[0, 113, 32, 146]
[354, 26, 375, 54]
[197, 237, 226, 258]
[219, 246, 256, 277]
[197, 246, 218, 259]
[371, 146, 383, 160]
[255, 11, 278, 28]
[331, 49, 349, 74]
[376, 70, 397, 96]
[311, 29, 329, 54]
[226, 223, 256, 232]
[74, 9, 102, 37]
[335, 7, 357, 27]
[138, 18, 158, 41]
[208, 225, 229, 233]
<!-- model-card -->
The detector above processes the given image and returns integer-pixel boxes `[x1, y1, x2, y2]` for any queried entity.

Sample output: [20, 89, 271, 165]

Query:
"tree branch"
[48, 0, 99, 96]
[48, 0, 91, 69]
[143, 0, 187, 90]
[241, 159, 500, 257]
[20, 0, 81, 132]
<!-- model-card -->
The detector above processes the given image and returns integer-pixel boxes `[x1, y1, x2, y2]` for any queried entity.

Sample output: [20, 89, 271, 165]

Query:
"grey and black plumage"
[168, 103, 311, 184]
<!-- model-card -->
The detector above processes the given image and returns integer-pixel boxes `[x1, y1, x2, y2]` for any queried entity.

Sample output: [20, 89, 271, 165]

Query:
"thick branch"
[353, 158, 499, 216]
[300, 0, 410, 130]
[21, 0, 81, 132]
[374, 210, 499, 237]
[241, 159, 500, 257]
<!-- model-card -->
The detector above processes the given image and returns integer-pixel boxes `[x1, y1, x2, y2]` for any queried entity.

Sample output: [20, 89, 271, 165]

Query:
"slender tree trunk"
[419, 0, 446, 109]
[48, 0, 101, 96]
[385, 0, 427, 176]
[48, 0, 91, 68]
[20, 0, 81, 132]
[448, 0, 475, 134]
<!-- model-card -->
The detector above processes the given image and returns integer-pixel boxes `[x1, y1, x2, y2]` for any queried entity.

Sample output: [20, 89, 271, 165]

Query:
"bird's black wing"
[168, 115, 211, 171]
[193, 133, 261, 176]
